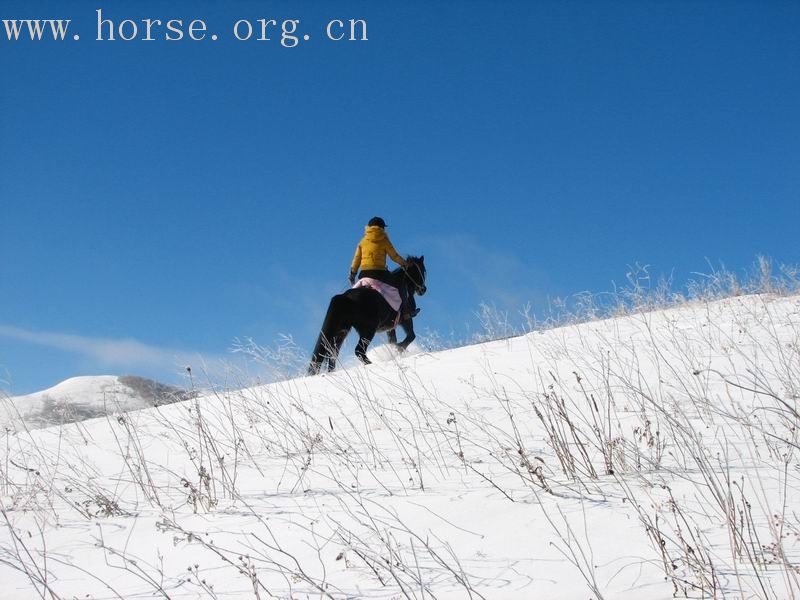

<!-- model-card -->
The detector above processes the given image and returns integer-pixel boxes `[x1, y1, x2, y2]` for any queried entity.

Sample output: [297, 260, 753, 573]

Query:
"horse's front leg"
[394, 319, 416, 351]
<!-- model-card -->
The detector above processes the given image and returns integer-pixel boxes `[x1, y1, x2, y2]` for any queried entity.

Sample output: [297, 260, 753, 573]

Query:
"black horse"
[308, 256, 427, 374]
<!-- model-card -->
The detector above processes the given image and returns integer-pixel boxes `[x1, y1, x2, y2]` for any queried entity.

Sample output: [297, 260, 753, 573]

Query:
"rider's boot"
[401, 290, 420, 319]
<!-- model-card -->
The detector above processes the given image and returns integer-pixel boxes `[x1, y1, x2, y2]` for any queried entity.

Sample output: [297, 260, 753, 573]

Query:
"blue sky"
[1, 1, 798, 394]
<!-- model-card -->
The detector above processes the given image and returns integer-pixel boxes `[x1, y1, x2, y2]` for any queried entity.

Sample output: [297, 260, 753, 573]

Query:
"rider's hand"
[348, 272, 356, 284]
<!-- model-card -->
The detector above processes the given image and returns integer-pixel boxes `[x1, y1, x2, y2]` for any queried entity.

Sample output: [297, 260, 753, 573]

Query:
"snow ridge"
[1, 294, 799, 599]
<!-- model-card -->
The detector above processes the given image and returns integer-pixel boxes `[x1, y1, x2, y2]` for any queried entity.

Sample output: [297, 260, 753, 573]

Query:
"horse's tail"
[308, 294, 350, 375]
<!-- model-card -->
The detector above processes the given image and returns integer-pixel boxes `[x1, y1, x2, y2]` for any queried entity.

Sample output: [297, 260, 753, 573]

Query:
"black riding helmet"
[368, 216, 386, 228]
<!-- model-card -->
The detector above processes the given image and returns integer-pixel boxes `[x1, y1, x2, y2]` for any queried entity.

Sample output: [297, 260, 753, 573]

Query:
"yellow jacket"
[351, 226, 406, 273]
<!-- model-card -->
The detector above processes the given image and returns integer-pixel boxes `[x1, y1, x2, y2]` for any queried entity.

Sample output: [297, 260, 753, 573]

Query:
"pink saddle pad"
[352, 277, 402, 312]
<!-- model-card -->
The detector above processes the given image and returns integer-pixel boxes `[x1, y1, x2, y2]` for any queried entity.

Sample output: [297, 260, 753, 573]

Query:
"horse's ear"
[420, 255, 425, 261]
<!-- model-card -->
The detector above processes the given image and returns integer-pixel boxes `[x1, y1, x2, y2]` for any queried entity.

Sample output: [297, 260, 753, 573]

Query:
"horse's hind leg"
[326, 329, 349, 371]
[308, 327, 339, 374]
[308, 334, 326, 375]
[309, 295, 349, 375]
[355, 327, 377, 365]
[308, 332, 335, 375]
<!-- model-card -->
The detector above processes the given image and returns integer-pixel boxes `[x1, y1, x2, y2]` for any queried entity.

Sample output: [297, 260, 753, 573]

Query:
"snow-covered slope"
[1, 375, 192, 430]
[1, 294, 798, 599]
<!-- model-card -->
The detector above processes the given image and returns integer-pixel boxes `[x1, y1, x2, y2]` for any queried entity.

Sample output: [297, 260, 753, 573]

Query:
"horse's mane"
[392, 255, 425, 276]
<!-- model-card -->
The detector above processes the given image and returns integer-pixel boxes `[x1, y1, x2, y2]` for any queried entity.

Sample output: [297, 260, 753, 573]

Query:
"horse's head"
[403, 255, 427, 296]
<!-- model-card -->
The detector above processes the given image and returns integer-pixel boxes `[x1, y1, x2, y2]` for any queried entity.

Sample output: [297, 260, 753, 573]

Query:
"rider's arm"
[385, 238, 407, 267]
[350, 243, 363, 275]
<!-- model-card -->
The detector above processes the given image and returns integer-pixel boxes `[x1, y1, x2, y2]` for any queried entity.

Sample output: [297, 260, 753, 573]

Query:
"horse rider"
[349, 216, 419, 318]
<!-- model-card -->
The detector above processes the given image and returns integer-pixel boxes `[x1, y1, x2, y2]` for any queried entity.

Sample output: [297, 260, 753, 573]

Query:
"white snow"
[1, 294, 798, 599]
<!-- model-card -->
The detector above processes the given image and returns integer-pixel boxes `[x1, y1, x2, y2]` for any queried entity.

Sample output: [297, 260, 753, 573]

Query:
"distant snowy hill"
[1, 375, 193, 429]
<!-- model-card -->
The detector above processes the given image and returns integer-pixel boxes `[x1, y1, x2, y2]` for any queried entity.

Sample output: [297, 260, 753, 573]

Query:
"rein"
[402, 261, 426, 295]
